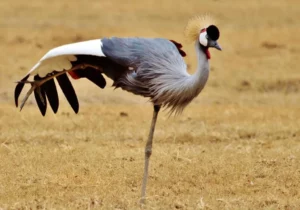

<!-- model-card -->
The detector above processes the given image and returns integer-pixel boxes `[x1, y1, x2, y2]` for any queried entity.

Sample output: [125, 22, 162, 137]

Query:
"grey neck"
[190, 41, 210, 94]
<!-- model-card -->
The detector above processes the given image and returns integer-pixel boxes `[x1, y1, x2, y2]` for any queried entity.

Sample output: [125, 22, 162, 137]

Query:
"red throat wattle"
[205, 48, 211, 59]
[200, 28, 211, 59]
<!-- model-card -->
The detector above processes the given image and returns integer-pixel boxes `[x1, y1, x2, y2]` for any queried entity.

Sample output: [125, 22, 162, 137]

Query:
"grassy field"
[1, 0, 300, 209]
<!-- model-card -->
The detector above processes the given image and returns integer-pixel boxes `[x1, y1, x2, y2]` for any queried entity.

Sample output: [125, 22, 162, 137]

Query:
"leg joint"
[145, 147, 152, 157]
[154, 105, 161, 112]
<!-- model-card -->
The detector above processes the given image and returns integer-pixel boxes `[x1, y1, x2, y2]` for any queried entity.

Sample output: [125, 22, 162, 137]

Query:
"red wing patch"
[169, 40, 187, 57]
[68, 71, 80, 79]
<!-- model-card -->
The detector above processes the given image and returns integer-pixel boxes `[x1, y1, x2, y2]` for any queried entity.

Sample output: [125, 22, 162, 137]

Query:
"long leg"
[140, 105, 161, 205]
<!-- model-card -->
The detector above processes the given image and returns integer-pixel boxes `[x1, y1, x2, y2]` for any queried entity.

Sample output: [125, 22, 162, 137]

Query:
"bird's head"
[185, 15, 222, 59]
[199, 25, 221, 50]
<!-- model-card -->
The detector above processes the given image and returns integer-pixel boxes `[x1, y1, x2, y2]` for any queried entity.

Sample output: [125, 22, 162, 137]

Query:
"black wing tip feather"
[85, 68, 106, 89]
[33, 75, 47, 116]
[72, 68, 106, 89]
[56, 73, 79, 114]
[43, 78, 59, 114]
[34, 87, 47, 116]
[14, 75, 29, 107]
[14, 83, 23, 107]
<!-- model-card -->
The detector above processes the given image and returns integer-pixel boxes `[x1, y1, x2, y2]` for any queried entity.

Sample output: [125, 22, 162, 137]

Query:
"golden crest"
[184, 14, 216, 42]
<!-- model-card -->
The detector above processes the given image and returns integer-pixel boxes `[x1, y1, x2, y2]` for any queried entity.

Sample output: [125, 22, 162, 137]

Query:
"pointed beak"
[214, 41, 222, 51]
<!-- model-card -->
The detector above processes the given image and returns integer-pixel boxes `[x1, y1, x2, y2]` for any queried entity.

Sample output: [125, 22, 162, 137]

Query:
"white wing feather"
[27, 39, 105, 77]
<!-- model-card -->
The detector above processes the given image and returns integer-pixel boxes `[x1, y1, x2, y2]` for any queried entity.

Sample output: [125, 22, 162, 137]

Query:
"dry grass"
[1, 0, 300, 209]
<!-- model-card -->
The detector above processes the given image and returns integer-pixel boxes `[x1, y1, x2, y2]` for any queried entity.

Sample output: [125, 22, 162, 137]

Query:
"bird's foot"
[19, 79, 44, 111]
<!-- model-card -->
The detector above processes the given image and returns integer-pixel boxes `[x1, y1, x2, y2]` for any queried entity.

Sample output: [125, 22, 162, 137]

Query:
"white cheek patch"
[199, 31, 208, 47]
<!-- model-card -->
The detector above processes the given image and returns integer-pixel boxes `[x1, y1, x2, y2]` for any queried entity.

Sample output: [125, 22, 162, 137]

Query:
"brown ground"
[1, 0, 300, 209]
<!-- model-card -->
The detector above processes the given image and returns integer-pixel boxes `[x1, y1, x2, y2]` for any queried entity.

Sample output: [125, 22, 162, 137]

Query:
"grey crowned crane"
[14, 16, 221, 203]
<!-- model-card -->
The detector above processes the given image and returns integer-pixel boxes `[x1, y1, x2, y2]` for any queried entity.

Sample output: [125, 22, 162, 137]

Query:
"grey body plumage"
[102, 37, 209, 114]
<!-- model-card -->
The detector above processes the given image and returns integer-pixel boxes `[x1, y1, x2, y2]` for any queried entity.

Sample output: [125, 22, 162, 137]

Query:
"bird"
[14, 15, 221, 204]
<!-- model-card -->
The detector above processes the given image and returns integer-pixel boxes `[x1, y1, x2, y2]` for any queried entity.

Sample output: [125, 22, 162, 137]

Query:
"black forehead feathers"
[207, 25, 220, 41]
